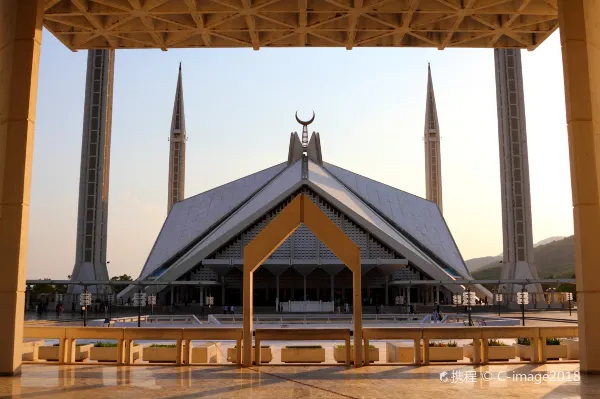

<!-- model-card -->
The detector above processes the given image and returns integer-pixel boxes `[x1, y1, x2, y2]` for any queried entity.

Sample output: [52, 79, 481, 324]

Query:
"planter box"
[192, 343, 220, 363]
[422, 346, 464, 362]
[22, 340, 44, 361]
[281, 347, 325, 364]
[143, 343, 220, 363]
[90, 345, 142, 362]
[386, 343, 415, 363]
[563, 339, 579, 360]
[464, 344, 515, 361]
[333, 347, 379, 363]
[143, 346, 178, 363]
[39, 344, 93, 362]
[227, 347, 272, 364]
[516, 344, 568, 361]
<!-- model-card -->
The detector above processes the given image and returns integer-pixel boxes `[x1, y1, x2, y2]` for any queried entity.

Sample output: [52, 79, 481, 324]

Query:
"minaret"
[494, 49, 541, 297]
[424, 64, 443, 212]
[167, 63, 187, 213]
[69, 50, 115, 294]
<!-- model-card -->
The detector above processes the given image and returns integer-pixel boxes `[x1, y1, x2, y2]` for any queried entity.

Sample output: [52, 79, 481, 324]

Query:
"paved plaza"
[1, 363, 595, 398]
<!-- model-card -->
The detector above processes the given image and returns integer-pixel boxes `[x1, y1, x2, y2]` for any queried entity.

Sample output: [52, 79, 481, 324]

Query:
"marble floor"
[0, 363, 596, 398]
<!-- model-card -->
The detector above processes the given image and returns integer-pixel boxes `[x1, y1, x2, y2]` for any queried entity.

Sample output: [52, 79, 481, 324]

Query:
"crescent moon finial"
[295, 110, 315, 126]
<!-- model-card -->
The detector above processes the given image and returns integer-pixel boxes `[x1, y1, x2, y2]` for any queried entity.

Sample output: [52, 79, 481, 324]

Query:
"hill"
[465, 236, 565, 273]
[470, 235, 574, 280]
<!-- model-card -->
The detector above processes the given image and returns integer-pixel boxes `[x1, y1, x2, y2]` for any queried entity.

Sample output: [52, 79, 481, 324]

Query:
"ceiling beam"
[439, 0, 477, 49]
[241, 0, 260, 50]
[70, 0, 120, 48]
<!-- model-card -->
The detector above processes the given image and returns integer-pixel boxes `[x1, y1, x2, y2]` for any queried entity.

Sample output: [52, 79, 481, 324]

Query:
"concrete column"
[436, 285, 440, 304]
[303, 276, 307, 300]
[199, 287, 204, 306]
[170, 286, 174, 305]
[407, 287, 411, 306]
[0, 0, 44, 376]
[384, 277, 389, 305]
[330, 275, 334, 303]
[221, 280, 225, 305]
[276, 275, 280, 305]
[558, 0, 600, 373]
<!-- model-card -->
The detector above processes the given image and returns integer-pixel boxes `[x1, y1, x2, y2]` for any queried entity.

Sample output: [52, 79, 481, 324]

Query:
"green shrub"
[335, 345, 376, 349]
[546, 338, 562, 346]
[488, 339, 508, 347]
[285, 345, 322, 349]
[93, 342, 138, 347]
[149, 344, 176, 348]
[53, 343, 87, 347]
[429, 341, 457, 347]
[517, 338, 531, 346]
[94, 342, 117, 348]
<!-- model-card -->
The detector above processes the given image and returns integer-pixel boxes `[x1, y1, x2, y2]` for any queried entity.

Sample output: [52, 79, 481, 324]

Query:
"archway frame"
[243, 193, 363, 367]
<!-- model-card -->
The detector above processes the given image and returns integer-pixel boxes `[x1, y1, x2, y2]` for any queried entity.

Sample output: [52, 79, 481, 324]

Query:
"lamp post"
[148, 294, 156, 315]
[80, 287, 91, 327]
[134, 289, 147, 327]
[495, 293, 503, 317]
[206, 296, 214, 314]
[566, 292, 573, 316]
[517, 286, 529, 326]
[452, 294, 462, 317]
[107, 293, 114, 320]
[462, 289, 476, 326]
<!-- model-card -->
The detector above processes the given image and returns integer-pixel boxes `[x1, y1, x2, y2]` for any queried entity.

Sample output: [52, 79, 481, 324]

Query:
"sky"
[28, 29, 573, 280]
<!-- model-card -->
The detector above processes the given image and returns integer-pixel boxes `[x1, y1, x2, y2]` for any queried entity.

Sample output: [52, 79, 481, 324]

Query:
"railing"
[22, 326, 243, 365]
[22, 325, 579, 366]
[209, 313, 427, 325]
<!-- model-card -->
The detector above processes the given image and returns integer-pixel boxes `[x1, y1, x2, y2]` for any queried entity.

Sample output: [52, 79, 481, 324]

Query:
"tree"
[110, 274, 133, 294]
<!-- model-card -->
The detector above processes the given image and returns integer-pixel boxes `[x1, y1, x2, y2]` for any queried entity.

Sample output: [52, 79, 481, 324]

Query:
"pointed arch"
[243, 194, 363, 367]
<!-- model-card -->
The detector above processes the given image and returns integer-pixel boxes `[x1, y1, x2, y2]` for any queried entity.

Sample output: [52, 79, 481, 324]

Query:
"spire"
[168, 64, 187, 213]
[171, 64, 185, 133]
[424, 64, 443, 213]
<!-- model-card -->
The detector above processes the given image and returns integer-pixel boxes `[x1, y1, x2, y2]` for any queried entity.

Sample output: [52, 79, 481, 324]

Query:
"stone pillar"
[330, 275, 334, 303]
[276, 275, 280, 310]
[558, 0, 600, 373]
[303, 276, 307, 300]
[0, 0, 44, 376]
[384, 277, 389, 305]
[170, 286, 174, 306]
[221, 279, 225, 305]
[436, 285, 440, 304]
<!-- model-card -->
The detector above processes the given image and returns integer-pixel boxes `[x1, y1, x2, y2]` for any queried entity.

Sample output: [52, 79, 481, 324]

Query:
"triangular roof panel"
[138, 162, 288, 279]
[323, 162, 470, 278]
[158, 160, 304, 280]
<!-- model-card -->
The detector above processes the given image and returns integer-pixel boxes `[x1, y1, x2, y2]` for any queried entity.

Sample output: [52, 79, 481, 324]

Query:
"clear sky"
[28, 29, 573, 279]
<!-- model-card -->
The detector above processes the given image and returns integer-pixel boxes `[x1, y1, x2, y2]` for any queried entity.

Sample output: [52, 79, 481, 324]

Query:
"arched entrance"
[243, 194, 363, 367]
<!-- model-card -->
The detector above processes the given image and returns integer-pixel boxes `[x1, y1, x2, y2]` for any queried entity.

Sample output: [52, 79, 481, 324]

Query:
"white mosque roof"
[323, 163, 470, 278]
[132, 157, 472, 288]
[138, 162, 287, 280]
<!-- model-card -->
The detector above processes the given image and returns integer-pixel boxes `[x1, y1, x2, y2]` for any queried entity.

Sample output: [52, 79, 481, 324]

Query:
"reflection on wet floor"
[1, 363, 593, 398]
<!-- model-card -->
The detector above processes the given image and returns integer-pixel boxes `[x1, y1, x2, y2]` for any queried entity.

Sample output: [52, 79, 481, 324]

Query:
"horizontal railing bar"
[25, 279, 576, 286]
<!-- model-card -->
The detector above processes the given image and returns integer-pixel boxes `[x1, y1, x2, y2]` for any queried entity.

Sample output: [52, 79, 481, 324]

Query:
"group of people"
[223, 305, 235, 314]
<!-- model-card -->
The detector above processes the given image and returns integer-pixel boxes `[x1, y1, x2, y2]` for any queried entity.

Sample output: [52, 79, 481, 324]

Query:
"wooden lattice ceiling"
[43, 0, 559, 51]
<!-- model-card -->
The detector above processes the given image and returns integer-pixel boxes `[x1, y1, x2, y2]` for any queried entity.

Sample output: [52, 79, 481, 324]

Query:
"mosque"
[118, 65, 491, 308]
